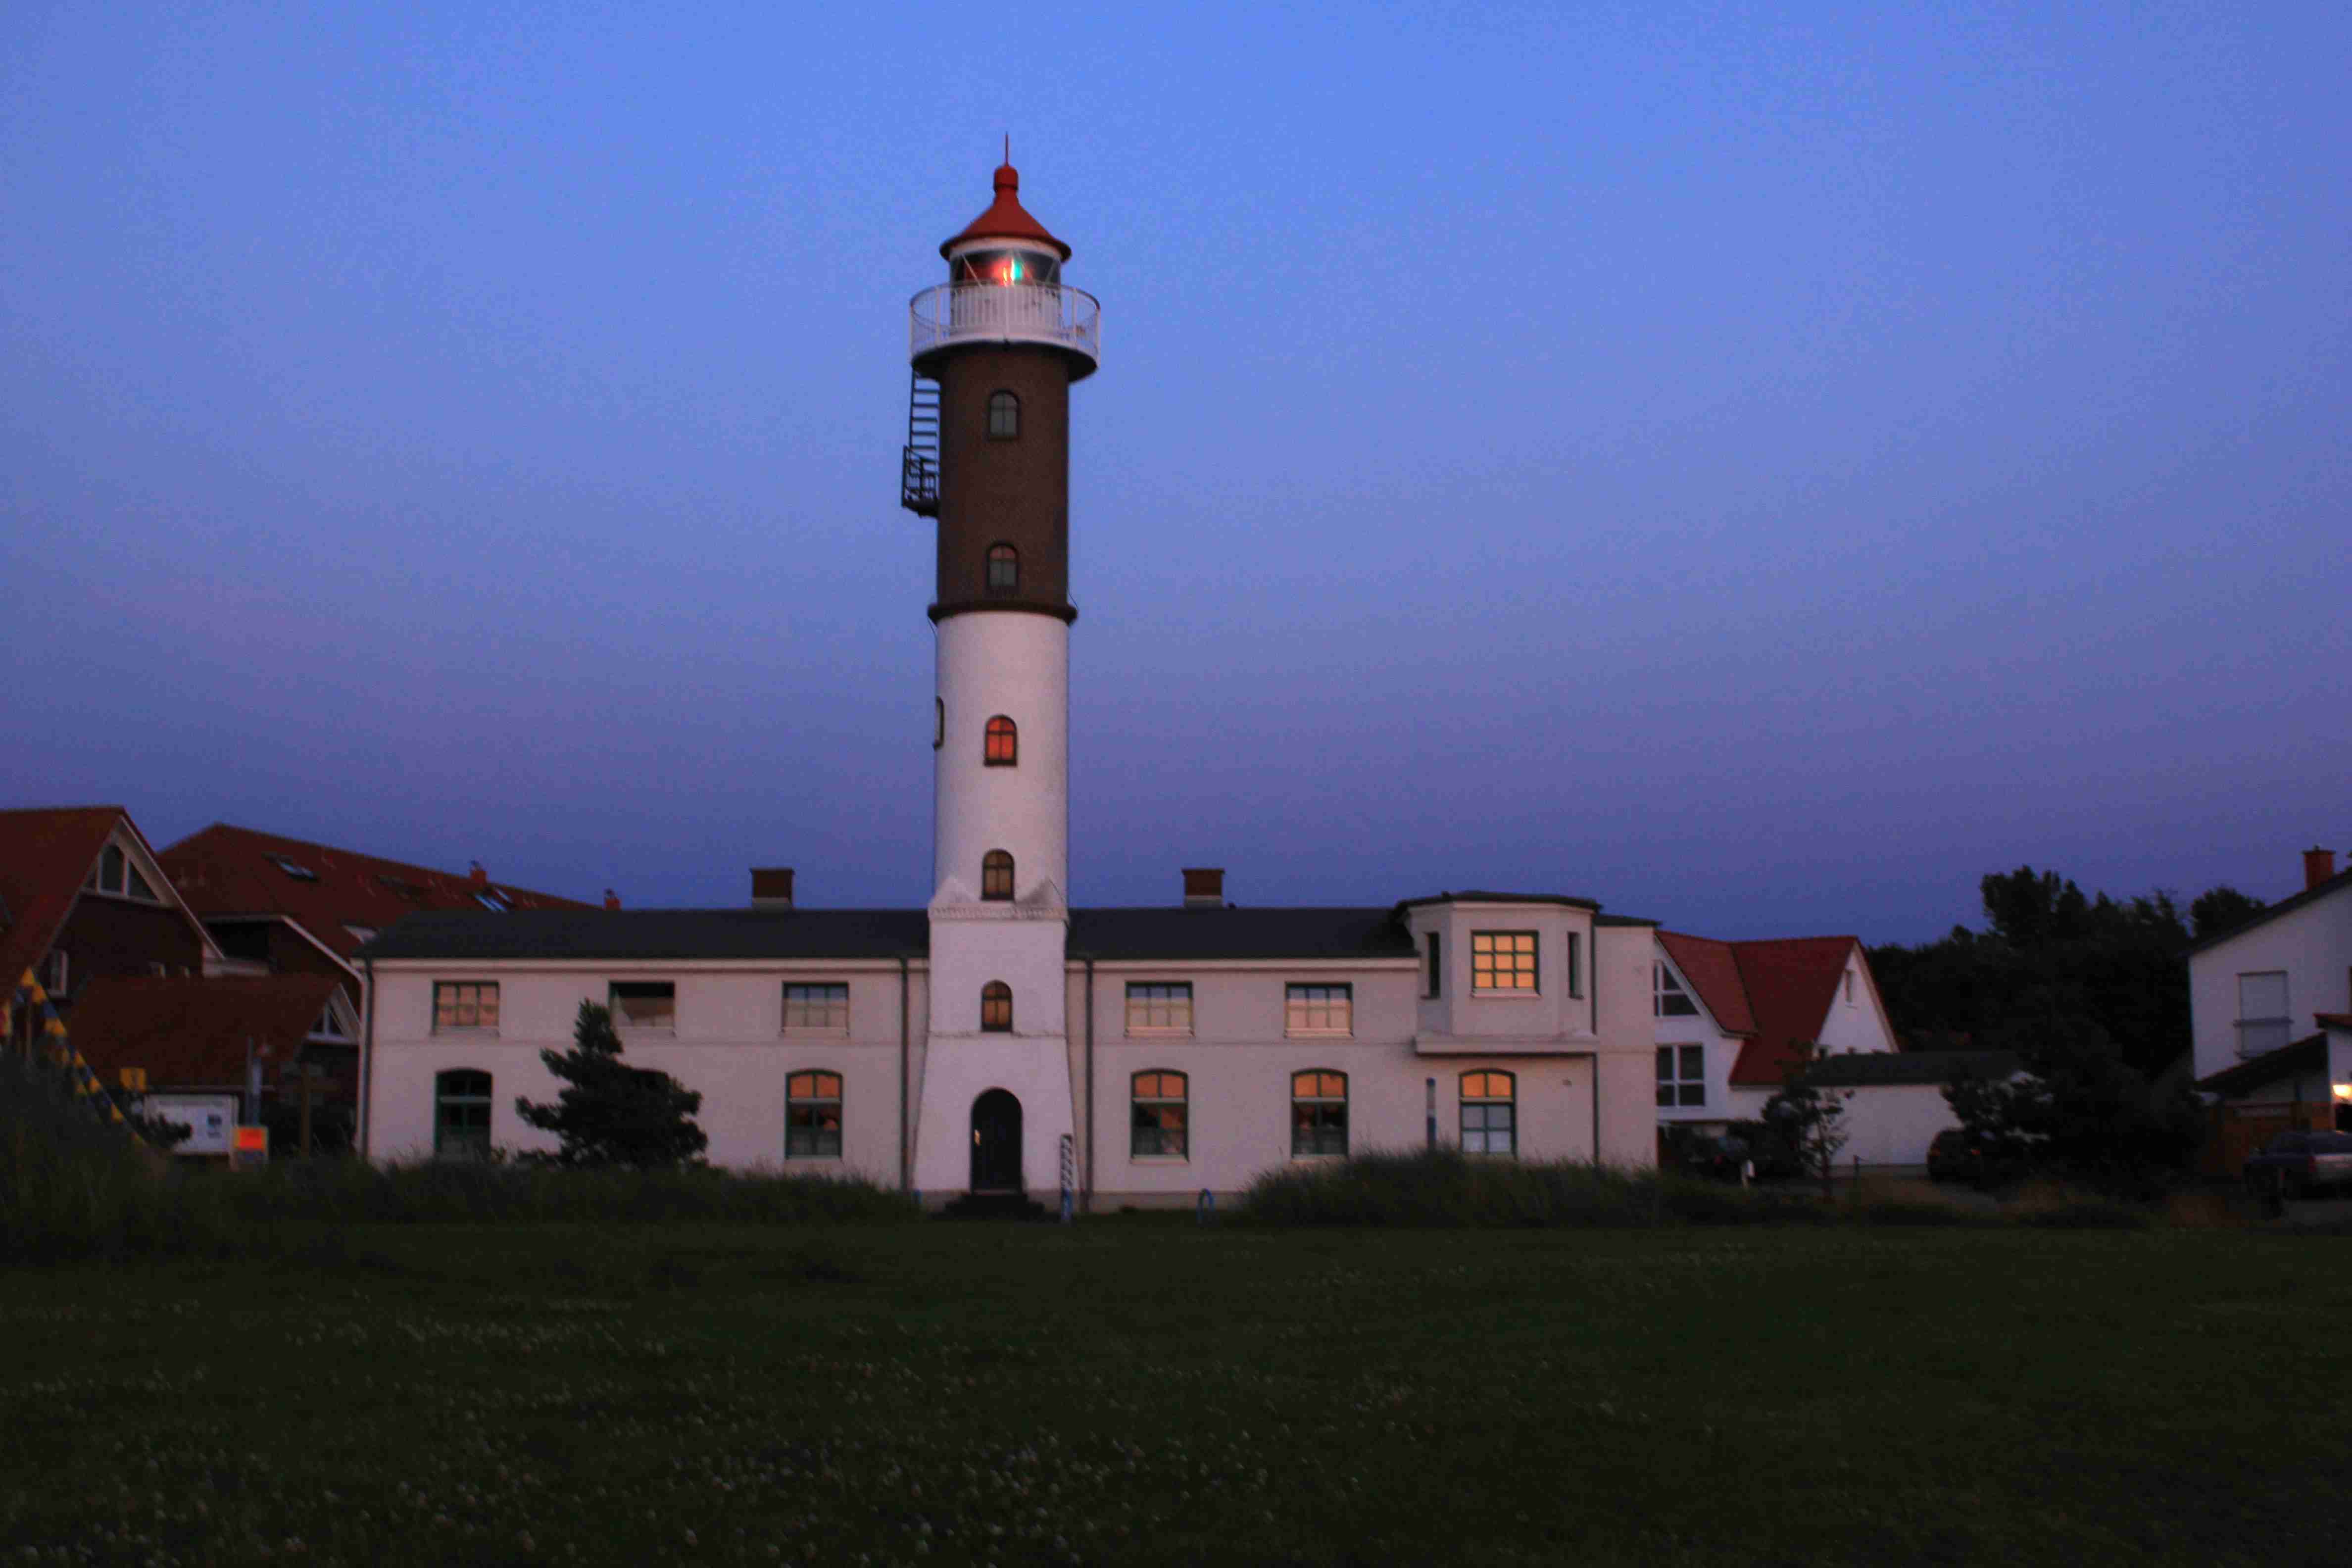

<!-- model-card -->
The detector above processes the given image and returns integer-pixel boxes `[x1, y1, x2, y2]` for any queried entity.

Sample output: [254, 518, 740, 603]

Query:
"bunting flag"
[8, 968, 128, 1126]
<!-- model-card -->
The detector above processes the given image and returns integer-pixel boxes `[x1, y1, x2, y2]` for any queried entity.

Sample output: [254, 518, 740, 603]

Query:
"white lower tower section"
[915, 611, 1076, 1195]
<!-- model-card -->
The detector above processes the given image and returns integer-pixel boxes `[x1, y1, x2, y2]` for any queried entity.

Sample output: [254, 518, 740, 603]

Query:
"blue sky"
[3, 2, 2346, 942]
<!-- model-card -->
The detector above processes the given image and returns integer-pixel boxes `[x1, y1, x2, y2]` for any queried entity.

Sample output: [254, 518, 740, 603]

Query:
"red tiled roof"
[940, 163, 1072, 259]
[70, 974, 343, 1089]
[0, 806, 133, 992]
[159, 824, 592, 962]
[1726, 936, 1864, 1087]
[1656, 931, 1758, 1036]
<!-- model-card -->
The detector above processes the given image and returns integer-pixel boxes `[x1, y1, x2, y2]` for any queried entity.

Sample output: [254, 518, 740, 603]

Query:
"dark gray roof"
[1070, 907, 1416, 962]
[1803, 1050, 2023, 1088]
[358, 905, 1423, 964]
[1595, 913, 1659, 928]
[358, 908, 930, 963]
[1394, 890, 1601, 911]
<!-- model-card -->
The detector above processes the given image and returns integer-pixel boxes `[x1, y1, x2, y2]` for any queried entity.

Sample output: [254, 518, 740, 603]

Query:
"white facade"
[2188, 878, 2352, 1090]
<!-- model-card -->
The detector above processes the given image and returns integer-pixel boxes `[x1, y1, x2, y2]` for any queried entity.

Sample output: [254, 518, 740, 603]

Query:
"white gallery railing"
[909, 283, 1101, 365]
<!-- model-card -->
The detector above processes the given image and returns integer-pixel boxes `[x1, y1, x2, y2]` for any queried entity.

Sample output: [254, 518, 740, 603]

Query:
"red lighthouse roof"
[940, 162, 1071, 260]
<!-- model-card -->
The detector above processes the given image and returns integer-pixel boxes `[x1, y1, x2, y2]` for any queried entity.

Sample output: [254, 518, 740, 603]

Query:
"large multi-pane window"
[1654, 963, 1699, 1017]
[1291, 1070, 1348, 1157]
[610, 981, 676, 1030]
[1471, 931, 1538, 992]
[434, 1069, 493, 1160]
[2236, 972, 2290, 1057]
[1657, 1045, 1705, 1108]
[1125, 982, 1193, 1036]
[786, 1071, 843, 1158]
[981, 981, 1013, 1032]
[1130, 1071, 1188, 1158]
[1285, 983, 1352, 1036]
[981, 850, 1015, 901]
[434, 981, 500, 1032]
[985, 715, 1018, 765]
[1460, 1070, 1516, 1155]
[784, 983, 849, 1032]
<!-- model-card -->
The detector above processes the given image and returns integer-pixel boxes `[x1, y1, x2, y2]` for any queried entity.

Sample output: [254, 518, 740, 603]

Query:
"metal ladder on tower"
[900, 370, 940, 516]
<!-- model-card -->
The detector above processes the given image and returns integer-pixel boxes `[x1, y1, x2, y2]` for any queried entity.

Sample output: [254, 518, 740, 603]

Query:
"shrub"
[0, 1056, 225, 1260]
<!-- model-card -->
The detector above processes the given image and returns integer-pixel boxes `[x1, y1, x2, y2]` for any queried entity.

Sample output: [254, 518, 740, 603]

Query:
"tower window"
[981, 980, 1013, 1032]
[987, 543, 1020, 592]
[987, 391, 1020, 440]
[981, 850, 1015, 901]
[984, 715, 1018, 766]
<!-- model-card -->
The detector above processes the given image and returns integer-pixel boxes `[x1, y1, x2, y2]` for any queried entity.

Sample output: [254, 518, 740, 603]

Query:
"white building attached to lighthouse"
[357, 163, 1676, 1200]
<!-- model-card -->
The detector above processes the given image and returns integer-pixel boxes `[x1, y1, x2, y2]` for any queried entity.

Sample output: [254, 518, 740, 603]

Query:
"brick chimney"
[751, 867, 794, 910]
[467, 861, 488, 889]
[1182, 867, 1225, 909]
[2306, 847, 2338, 891]
[603, 889, 622, 911]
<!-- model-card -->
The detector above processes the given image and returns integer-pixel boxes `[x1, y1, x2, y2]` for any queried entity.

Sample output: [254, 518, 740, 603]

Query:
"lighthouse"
[903, 160, 1101, 1198]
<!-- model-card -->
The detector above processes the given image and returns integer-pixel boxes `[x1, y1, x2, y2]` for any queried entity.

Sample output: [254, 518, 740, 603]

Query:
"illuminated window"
[433, 981, 500, 1032]
[1460, 1071, 1516, 1155]
[434, 1070, 493, 1160]
[1291, 1071, 1348, 1157]
[1285, 983, 1352, 1036]
[786, 1071, 843, 1158]
[987, 392, 1020, 440]
[1654, 963, 1699, 1018]
[981, 981, 1013, 1032]
[1125, 982, 1193, 1036]
[985, 715, 1018, 765]
[784, 983, 849, 1032]
[1471, 931, 1538, 992]
[981, 850, 1015, 901]
[1131, 1071, 1188, 1158]
[987, 543, 1020, 591]
[1656, 1046, 1705, 1108]
[609, 981, 675, 1030]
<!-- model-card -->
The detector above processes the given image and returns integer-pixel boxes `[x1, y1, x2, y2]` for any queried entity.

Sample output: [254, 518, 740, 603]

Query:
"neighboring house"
[1651, 931, 1898, 1133]
[2187, 847, 2352, 1170]
[70, 975, 358, 1156]
[0, 806, 220, 1057]
[1799, 1050, 2024, 1168]
[359, 878, 1664, 1200]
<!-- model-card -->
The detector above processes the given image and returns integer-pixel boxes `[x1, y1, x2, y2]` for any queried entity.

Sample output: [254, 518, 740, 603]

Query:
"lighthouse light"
[952, 247, 1060, 288]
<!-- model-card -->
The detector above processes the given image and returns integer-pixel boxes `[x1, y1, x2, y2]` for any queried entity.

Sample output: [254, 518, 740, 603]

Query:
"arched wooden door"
[970, 1089, 1023, 1193]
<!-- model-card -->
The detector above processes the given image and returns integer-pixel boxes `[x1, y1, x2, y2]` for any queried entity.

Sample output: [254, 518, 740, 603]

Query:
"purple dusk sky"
[3, 3, 2346, 943]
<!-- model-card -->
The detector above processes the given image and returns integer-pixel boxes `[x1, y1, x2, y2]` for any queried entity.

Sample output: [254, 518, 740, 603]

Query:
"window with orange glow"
[786, 1071, 843, 1158]
[981, 981, 1012, 1032]
[1291, 1070, 1348, 1157]
[981, 850, 1014, 901]
[1131, 1071, 1188, 1158]
[985, 715, 1018, 766]
[1461, 1070, 1516, 1156]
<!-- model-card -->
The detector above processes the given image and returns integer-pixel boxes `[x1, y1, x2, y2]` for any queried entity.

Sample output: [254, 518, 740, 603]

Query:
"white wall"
[934, 613, 1068, 903]
[2189, 889, 2352, 1082]
[1837, 1083, 1963, 1168]
[1814, 947, 1898, 1057]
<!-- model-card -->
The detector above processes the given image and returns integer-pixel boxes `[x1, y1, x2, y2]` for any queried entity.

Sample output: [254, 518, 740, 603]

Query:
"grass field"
[4, 1222, 2350, 1566]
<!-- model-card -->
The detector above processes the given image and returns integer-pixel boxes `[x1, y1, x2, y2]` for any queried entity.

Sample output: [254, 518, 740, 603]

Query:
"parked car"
[2243, 1130, 2352, 1201]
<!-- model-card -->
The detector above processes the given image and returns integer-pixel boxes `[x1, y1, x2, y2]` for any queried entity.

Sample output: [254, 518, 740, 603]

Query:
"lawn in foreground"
[2, 1223, 2348, 1566]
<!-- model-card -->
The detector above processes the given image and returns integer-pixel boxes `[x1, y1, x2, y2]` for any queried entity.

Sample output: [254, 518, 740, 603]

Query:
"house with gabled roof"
[1651, 931, 1898, 1133]
[0, 806, 220, 1056]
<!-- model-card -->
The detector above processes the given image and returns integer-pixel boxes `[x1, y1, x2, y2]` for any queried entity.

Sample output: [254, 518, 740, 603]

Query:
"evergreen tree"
[515, 1001, 707, 1167]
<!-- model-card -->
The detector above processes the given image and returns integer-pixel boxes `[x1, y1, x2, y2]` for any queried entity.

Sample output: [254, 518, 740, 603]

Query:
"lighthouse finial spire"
[1003, 133, 1010, 165]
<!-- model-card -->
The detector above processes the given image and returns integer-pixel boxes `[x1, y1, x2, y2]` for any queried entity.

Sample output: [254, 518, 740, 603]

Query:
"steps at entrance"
[938, 1192, 1052, 1221]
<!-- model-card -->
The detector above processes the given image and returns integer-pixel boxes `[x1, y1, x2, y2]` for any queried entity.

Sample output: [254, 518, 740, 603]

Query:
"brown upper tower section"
[903, 162, 1100, 624]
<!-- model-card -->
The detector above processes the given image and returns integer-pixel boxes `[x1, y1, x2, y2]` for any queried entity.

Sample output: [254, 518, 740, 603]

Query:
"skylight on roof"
[476, 891, 510, 912]
[272, 857, 318, 881]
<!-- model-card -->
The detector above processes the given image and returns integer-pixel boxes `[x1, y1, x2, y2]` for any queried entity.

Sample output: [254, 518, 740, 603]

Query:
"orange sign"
[233, 1126, 268, 1154]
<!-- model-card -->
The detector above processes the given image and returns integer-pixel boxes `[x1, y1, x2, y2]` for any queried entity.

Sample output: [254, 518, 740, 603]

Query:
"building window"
[610, 981, 676, 1030]
[1654, 963, 1699, 1017]
[434, 981, 500, 1032]
[1461, 1070, 1517, 1155]
[981, 850, 1015, 901]
[1425, 932, 1441, 999]
[987, 543, 1020, 591]
[980, 981, 1013, 1032]
[984, 715, 1018, 766]
[986, 391, 1020, 440]
[1291, 1070, 1348, 1157]
[1844, 971, 1857, 1006]
[1567, 932, 1582, 998]
[1285, 983, 1352, 1036]
[1125, 982, 1193, 1036]
[38, 949, 67, 996]
[786, 1071, 843, 1158]
[85, 842, 161, 902]
[784, 983, 850, 1032]
[1471, 931, 1538, 992]
[1657, 1045, 1705, 1108]
[1130, 1071, 1188, 1158]
[2236, 972, 2291, 1057]
[434, 1069, 493, 1160]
